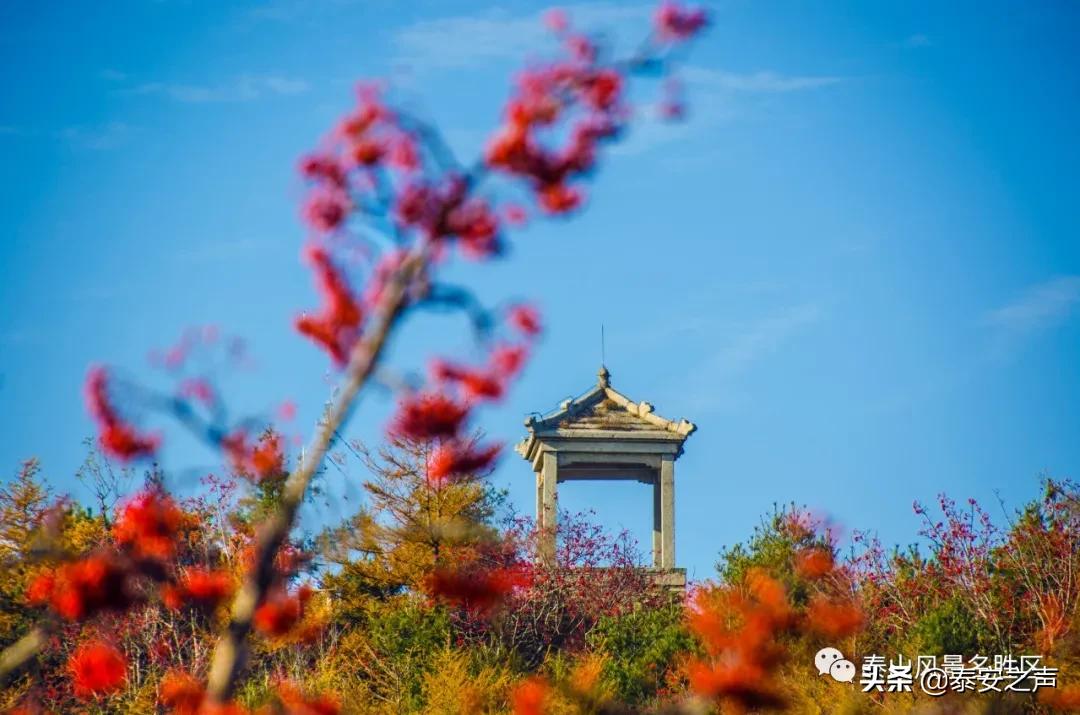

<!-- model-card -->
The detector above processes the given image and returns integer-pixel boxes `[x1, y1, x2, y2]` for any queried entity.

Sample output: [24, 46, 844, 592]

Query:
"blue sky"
[2, 1, 1079, 580]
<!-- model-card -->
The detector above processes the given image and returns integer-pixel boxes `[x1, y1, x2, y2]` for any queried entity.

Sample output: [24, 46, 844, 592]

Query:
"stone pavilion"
[515, 367, 695, 587]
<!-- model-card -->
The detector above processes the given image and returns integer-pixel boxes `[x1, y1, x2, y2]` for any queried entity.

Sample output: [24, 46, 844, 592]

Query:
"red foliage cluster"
[491, 343, 529, 376]
[157, 672, 339, 715]
[222, 429, 286, 482]
[426, 563, 531, 614]
[178, 377, 216, 406]
[508, 304, 543, 337]
[416, 304, 541, 484]
[68, 640, 127, 699]
[113, 490, 183, 561]
[430, 323, 534, 400]
[26, 555, 132, 621]
[275, 680, 342, 715]
[162, 567, 234, 611]
[84, 367, 160, 460]
[794, 547, 833, 580]
[805, 594, 864, 640]
[917, 493, 999, 588]
[148, 324, 230, 372]
[388, 393, 470, 441]
[852, 481, 1080, 658]
[430, 360, 505, 402]
[303, 188, 351, 234]
[686, 508, 866, 714]
[483, 32, 626, 216]
[295, 246, 364, 366]
[159, 669, 206, 714]
[299, 85, 417, 225]
[686, 569, 793, 713]
[426, 441, 501, 486]
[253, 585, 315, 638]
[510, 676, 550, 715]
[445, 513, 661, 666]
[395, 175, 503, 259]
[298, 84, 507, 260]
[249, 433, 285, 479]
[1041, 684, 1080, 711]
[654, 1, 709, 41]
[237, 540, 311, 594]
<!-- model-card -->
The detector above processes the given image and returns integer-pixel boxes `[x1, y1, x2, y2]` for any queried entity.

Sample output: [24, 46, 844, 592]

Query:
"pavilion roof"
[515, 366, 696, 460]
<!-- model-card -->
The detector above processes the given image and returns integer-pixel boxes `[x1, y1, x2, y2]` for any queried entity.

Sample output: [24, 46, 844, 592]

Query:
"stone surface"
[648, 567, 688, 590]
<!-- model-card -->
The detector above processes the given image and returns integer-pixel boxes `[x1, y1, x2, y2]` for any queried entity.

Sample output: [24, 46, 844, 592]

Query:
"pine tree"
[0, 460, 52, 642]
[319, 434, 503, 608]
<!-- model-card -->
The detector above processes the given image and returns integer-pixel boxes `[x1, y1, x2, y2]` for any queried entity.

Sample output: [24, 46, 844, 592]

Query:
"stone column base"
[647, 567, 687, 591]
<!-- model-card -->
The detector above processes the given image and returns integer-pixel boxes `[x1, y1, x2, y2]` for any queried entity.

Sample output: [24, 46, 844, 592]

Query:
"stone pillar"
[660, 455, 675, 569]
[535, 471, 544, 528]
[652, 472, 663, 568]
[539, 451, 558, 562]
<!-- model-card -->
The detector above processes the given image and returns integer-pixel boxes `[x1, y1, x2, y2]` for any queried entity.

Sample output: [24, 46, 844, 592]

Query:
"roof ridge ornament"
[597, 364, 610, 387]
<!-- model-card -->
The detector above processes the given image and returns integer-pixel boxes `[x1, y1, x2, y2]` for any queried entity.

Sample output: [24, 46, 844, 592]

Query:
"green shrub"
[587, 601, 697, 705]
[910, 597, 992, 656]
[365, 600, 451, 710]
[716, 503, 832, 607]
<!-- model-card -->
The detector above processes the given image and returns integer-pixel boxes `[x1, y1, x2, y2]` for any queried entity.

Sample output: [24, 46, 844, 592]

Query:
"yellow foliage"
[420, 648, 515, 714]
[112, 677, 161, 714]
[61, 508, 108, 554]
[319, 436, 500, 603]
[568, 653, 607, 698]
[308, 622, 416, 713]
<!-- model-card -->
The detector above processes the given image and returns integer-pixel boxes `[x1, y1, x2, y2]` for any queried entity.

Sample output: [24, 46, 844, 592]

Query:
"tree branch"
[205, 248, 427, 702]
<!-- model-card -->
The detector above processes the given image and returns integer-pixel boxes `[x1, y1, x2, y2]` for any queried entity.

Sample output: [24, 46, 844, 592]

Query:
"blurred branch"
[205, 247, 428, 702]
[0, 625, 50, 686]
[417, 283, 495, 340]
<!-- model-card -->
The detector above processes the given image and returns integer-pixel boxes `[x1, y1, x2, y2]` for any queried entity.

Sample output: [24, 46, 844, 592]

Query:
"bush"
[716, 503, 833, 607]
[587, 600, 697, 705]
[910, 596, 992, 657]
[363, 600, 451, 710]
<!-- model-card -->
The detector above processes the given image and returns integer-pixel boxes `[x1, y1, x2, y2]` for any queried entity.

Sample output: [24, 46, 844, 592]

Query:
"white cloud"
[650, 302, 824, 414]
[392, 6, 844, 160]
[984, 276, 1080, 333]
[615, 66, 844, 157]
[0, 122, 133, 148]
[123, 75, 309, 103]
[705, 304, 823, 376]
[393, 5, 845, 94]
[259, 76, 309, 95]
[56, 122, 136, 150]
[393, 3, 651, 71]
[683, 66, 845, 93]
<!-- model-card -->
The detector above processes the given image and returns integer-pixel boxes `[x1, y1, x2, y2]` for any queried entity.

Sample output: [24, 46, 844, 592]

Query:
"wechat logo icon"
[815, 647, 856, 683]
